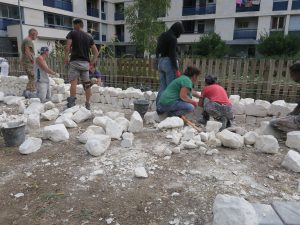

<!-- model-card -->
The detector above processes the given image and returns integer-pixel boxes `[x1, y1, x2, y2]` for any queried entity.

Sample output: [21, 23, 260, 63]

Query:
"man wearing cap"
[35, 47, 59, 103]
[21, 28, 38, 98]
[64, 18, 99, 110]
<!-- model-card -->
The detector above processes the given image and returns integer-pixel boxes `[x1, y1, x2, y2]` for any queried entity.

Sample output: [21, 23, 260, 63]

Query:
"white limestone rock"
[206, 121, 223, 134]
[200, 132, 209, 142]
[63, 105, 80, 114]
[281, 150, 300, 172]
[4, 96, 25, 105]
[229, 95, 241, 104]
[244, 131, 258, 145]
[0, 92, 4, 101]
[43, 124, 69, 142]
[105, 119, 123, 140]
[144, 111, 160, 124]
[26, 113, 40, 130]
[182, 140, 198, 149]
[255, 121, 282, 139]
[18, 100, 26, 114]
[51, 94, 64, 103]
[19, 137, 42, 154]
[268, 100, 291, 117]
[29, 98, 40, 104]
[121, 132, 134, 148]
[72, 107, 92, 123]
[245, 100, 271, 117]
[55, 115, 77, 128]
[41, 108, 59, 121]
[158, 117, 184, 130]
[79, 130, 95, 144]
[286, 131, 300, 151]
[93, 116, 113, 129]
[240, 98, 255, 105]
[86, 125, 105, 135]
[212, 194, 258, 225]
[134, 167, 148, 178]
[24, 102, 45, 115]
[85, 135, 111, 157]
[92, 109, 103, 117]
[206, 149, 219, 155]
[232, 102, 245, 115]
[105, 111, 125, 120]
[216, 130, 244, 149]
[171, 132, 182, 145]
[208, 138, 222, 148]
[44, 101, 55, 110]
[255, 135, 279, 154]
[181, 126, 196, 141]
[172, 147, 181, 154]
[128, 111, 143, 133]
[115, 117, 130, 132]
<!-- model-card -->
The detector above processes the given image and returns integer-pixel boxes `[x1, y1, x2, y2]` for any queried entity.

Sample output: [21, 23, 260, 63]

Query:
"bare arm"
[64, 39, 72, 64]
[25, 46, 34, 63]
[90, 44, 99, 65]
[192, 90, 201, 98]
[180, 87, 194, 104]
[36, 56, 55, 75]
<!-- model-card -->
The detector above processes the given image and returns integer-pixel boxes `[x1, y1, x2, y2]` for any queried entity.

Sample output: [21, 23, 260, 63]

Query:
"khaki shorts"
[68, 61, 90, 82]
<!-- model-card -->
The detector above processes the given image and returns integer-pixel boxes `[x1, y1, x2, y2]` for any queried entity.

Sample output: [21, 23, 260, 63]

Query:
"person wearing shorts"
[64, 19, 99, 110]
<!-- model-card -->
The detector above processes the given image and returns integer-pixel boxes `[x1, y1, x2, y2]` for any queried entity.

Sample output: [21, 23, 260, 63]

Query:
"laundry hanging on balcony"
[252, 0, 261, 5]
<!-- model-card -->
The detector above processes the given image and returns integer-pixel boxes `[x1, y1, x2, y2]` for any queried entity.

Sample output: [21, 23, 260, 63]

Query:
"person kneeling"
[157, 66, 201, 117]
[198, 75, 233, 131]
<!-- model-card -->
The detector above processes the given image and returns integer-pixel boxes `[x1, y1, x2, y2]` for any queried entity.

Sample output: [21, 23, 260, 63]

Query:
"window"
[271, 16, 285, 30]
[198, 22, 205, 33]
[44, 13, 72, 29]
[0, 3, 20, 19]
[237, 22, 249, 29]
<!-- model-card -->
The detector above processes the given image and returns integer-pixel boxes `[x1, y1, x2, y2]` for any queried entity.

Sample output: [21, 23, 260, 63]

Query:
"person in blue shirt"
[89, 63, 102, 86]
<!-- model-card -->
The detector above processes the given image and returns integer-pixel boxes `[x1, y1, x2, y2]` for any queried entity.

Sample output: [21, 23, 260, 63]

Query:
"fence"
[5, 57, 300, 102]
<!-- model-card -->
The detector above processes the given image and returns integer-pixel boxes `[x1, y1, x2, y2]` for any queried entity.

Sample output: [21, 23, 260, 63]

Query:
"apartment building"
[0, 0, 300, 57]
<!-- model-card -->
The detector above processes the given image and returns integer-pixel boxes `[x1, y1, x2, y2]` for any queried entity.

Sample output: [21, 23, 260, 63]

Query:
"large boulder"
[245, 100, 271, 117]
[229, 95, 241, 104]
[115, 117, 130, 132]
[281, 150, 300, 172]
[41, 108, 59, 121]
[72, 107, 92, 123]
[232, 102, 245, 115]
[206, 121, 222, 134]
[268, 100, 291, 117]
[128, 111, 143, 133]
[105, 119, 123, 139]
[43, 124, 69, 142]
[19, 137, 42, 154]
[216, 130, 244, 149]
[55, 115, 77, 128]
[212, 194, 258, 225]
[286, 131, 300, 151]
[144, 111, 160, 124]
[255, 135, 279, 154]
[244, 131, 258, 145]
[158, 117, 184, 129]
[93, 116, 113, 129]
[24, 102, 45, 115]
[85, 135, 111, 157]
[26, 113, 40, 130]
[44, 101, 55, 110]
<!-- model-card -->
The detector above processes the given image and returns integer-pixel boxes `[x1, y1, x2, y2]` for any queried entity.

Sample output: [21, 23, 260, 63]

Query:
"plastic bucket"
[1, 121, 25, 147]
[134, 100, 149, 118]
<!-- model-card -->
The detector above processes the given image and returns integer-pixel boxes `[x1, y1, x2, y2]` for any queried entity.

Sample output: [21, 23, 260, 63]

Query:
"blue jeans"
[158, 100, 194, 117]
[156, 57, 176, 108]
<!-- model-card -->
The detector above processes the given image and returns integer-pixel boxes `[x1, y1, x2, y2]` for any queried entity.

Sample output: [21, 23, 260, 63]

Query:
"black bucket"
[1, 121, 26, 147]
[134, 100, 150, 118]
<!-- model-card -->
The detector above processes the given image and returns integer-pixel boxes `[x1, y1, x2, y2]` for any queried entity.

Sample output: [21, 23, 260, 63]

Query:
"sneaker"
[22, 90, 30, 99]
[67, 96, 76, 108]
[85, 102, 91, 110]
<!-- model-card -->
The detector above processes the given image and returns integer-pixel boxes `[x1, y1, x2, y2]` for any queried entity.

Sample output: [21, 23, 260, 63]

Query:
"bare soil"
[0, 102, 299, 225]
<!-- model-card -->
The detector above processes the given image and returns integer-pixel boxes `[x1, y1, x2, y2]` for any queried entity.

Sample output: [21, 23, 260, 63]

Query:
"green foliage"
[125, 0, 171, 54]
[49, 41, 65, 59]
[257, 32, 300, 57]
[192, 33, 228, 58]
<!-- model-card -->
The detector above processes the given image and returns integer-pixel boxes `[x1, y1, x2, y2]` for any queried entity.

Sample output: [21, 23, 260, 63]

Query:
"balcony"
[236, 4, 260, 12]
[45, 23, 72, 30]
[43, 0, 73, 12]
[115, 12, 124, 21]
[273, 1, 288, 11]
[116, 34, 124, 42]
[102, 34, 107, 42]
[0, 18, 20, 31]
[234, 29, 257, 39]
[101, 12, 106, 20]
[292, 0, 300, 10]
[182, 4, 216, 16]
[87, 8, 99, 17]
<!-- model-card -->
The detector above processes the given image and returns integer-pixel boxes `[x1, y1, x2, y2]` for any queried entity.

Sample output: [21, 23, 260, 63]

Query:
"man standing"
[64, 19, 99, 110]
[21, 28, 38, 98]
[155, 22, 184, 113]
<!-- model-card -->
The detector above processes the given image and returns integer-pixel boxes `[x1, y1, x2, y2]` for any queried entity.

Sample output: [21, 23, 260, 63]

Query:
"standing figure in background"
[89, 63, 102, 86]
[155, 22, 184, 113]
[21, 28, 38, 98]
[64, 18, 99, 110]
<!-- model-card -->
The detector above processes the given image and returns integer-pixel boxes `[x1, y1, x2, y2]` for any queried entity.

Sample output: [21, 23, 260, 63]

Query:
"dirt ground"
[0, 102, 299, 225]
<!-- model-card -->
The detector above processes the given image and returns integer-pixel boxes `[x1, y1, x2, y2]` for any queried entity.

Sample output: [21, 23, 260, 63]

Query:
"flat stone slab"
[272, 201, 300, 225]
[251, 203, 283, 225]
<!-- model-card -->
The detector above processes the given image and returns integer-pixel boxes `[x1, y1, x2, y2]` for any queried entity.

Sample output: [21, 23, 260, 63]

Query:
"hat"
[39, 47, 49, 54]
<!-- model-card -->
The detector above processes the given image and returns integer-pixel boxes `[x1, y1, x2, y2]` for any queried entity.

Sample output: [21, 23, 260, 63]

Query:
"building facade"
[0, 0, 300, 57]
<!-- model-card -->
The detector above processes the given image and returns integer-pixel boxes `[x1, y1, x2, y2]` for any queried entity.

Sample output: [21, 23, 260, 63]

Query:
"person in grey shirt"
[34, 47, 59, 103]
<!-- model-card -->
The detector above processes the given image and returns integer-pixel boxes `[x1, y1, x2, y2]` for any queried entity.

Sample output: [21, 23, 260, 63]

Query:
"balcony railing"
[101, 12, 106, 20]
[43, 0, 73, 11]
[116, 34, 124, 42]
[236, 4, 260, 12]
[102, 34, 107, 42]
[87, 8, 99, 17]
[0, 18, 20, 31]
[233, 29, 257, 39]
[182, 4, 216, 16]
[115, 12, 124, 21]
[273, 1, 288, 11]
[183, 29, 214, 34]
[289, 30, 300, 35]
[292, 0, 300, 9]
[45, 23, 72, 30]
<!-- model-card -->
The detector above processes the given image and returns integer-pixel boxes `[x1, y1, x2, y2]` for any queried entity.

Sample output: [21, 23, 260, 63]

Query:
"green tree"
[125, 0, 171, 55]
[192, 33, 228, 58]
[257, 32, 300, 57]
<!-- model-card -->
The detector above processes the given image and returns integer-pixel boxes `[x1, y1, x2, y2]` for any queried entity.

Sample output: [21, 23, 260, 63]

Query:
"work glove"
[191, 100, 198, 108]
[176, 70, 181, 78]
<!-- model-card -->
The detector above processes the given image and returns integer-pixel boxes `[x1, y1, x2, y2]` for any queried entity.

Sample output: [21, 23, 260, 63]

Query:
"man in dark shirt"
[270, 62, 300, 133]
[64, 18, 99, 110]
[155, 22, 184, 113]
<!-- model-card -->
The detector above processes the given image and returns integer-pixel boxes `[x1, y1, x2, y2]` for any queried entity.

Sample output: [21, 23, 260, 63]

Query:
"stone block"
[255, 135, 279, 154]
[272, 201, 300, 225]
[281, 150, 300, 172]
[216, 130, 244, 149]
[246, 116, 257, 124]
[286, 131, 300, 151]
[245, 100, 271, 117]
[268, 100, 291, 117]
[251, 203, 283, 225]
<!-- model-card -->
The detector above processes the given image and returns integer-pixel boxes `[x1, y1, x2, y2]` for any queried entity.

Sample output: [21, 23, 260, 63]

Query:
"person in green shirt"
[157, 66, 201, 117]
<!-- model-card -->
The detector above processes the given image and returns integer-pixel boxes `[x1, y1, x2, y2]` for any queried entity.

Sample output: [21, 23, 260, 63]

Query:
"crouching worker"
[198, 75, 233, 131]
[157, 66, 201, 117]
[270, 63, 300, 133]
[89, 63, 102, 86]
[34, 47, 59, 103]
